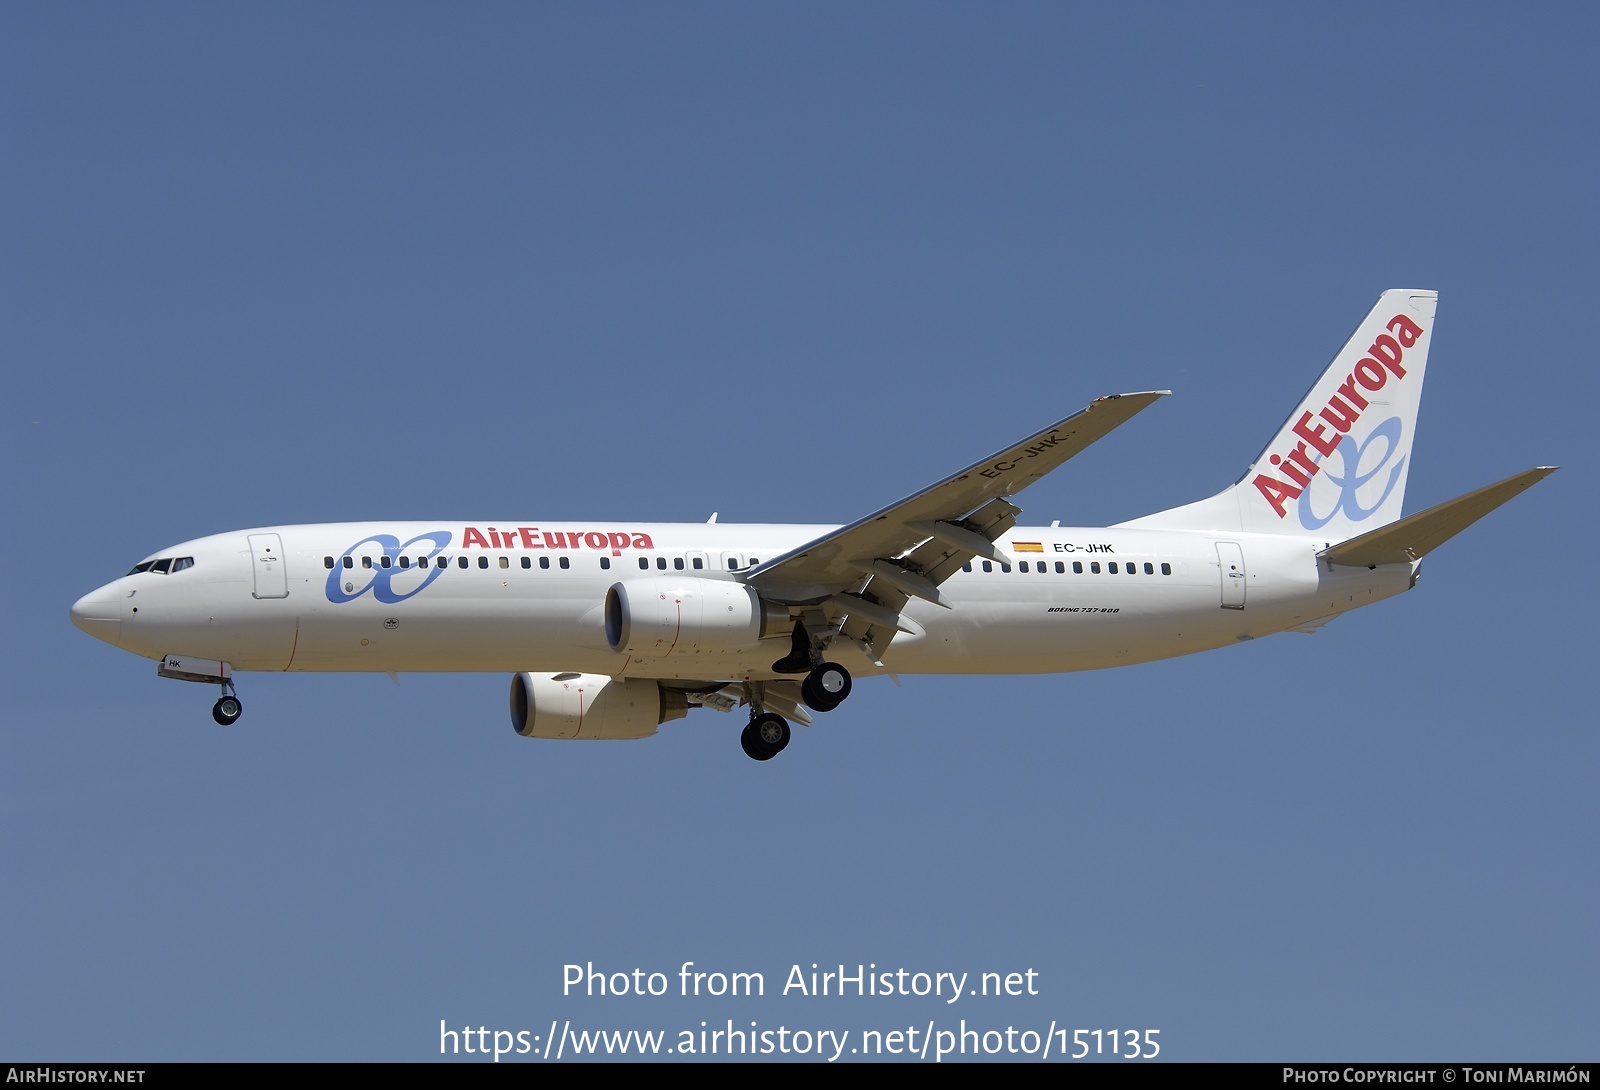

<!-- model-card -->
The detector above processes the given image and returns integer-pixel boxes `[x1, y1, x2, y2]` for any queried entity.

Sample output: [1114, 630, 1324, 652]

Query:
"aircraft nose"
[70, 585, 123, 647]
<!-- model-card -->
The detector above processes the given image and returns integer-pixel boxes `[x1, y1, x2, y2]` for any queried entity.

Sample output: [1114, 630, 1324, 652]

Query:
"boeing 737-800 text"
[71, 290, 1554, 759]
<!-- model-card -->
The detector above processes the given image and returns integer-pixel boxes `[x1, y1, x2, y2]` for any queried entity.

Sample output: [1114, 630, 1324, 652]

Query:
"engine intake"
[509, 673, 688, 740]
[603, 577, 788, 658]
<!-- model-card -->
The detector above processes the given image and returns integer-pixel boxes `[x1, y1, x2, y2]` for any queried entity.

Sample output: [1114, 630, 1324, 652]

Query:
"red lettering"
[1320, 395, 1361, 433]
[1270, 453, 1311, 489]
[1285, 441, 1321, 480]
[1354, 358, 1388, 391]
[1368, 333, 1406, 378]
[1253, 474, 1301, 518]
[461, 526, 658, 552]
[1387, 313, 1423, 348]
[1336, 375, 1371, 411]
[1292, 410, 1341, 457]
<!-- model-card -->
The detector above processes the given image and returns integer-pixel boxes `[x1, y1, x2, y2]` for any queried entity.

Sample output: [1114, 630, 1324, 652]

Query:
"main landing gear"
[741, 712, 791, 761]
[211, 680, 243, 726]
[773, 621, 854, 713]
[800, 661, 852, 712]
[739, 620, 858, 760]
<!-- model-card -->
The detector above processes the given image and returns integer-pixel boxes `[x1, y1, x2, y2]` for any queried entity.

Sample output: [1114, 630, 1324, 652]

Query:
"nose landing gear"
[211, 679, 243, 726]
[157, 656, 243, 726]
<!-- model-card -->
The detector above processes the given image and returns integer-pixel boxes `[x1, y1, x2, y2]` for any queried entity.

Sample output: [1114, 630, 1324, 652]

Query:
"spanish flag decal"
[1013, 542, 1044, 553]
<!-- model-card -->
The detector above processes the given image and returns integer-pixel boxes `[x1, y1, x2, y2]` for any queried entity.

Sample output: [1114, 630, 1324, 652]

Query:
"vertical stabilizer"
[1119, 289, 1437, 539]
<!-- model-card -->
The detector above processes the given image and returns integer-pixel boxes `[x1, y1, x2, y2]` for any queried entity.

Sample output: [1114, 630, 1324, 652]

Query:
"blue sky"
[4, 3, 1594, 1062]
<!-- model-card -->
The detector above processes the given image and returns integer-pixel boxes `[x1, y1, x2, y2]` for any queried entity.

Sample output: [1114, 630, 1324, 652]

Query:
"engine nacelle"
[604, 577, 788, 658]
[509, 673, 688, 740]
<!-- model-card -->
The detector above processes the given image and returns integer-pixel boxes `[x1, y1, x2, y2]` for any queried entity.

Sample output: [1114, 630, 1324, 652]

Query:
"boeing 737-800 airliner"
[71, 290, 1554, 759]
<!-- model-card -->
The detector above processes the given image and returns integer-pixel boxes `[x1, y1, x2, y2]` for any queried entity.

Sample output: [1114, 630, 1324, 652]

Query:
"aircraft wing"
[746, 391, 1168, 660]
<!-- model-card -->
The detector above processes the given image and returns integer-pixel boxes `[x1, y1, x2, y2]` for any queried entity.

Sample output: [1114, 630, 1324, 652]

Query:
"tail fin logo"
[1252, 312, 1425, 519]
[1296, 416, 1406, 530]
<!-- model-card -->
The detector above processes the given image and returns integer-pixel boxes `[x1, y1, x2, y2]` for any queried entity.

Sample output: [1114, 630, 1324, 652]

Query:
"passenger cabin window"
[1090, 562, 1101, 574]
[362, 556, 374, 569]
[1000, 563, 1011, 573]
[962, 562, 972, 573]
[380, 556, 392, 569]
[324, 556, 334, 569]
[343, 556, 354, 569]
[691, 557, 703, 570]
[1108, 562, 1118, 574]
[559, 557, 570, 569]
[674, 557, 684, 570]
[1073, 561, 1083, 574]
[540, 557, 551, 570]
[1019, 562, 1029, 572]
[419, 557, 429, 568]
[656, 557, 667, 570]
[520, 557, 531, 569]
[399, 556, 411, 569]
[478, 557, 488, 569]
[600, 557, 611, 570]
[458, 557, 468, 569]
[498, 557, 509, 569]
[1055, 562, 1065, 573]
[639, 558, 650, 570]
[1144, 562, 1154, 574]
[1161, 562, 1172, 575]
[981, 561, 992, 573]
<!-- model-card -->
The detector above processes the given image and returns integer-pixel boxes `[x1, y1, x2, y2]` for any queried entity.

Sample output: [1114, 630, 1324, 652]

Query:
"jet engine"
[603, 577, 789, 658]
[509, 672, 688, 740]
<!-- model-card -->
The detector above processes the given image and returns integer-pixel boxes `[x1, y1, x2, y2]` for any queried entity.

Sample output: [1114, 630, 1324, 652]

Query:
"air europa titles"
[1252, 313, 1426, 518]
[462, 526, 655, 557]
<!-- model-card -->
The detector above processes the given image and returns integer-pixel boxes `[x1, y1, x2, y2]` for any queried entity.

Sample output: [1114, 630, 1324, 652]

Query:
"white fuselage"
[70, 520, 1415, 682]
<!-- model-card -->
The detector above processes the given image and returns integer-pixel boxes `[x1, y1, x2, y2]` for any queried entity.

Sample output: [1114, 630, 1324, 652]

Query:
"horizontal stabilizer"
[1318, 467, 1557, 567]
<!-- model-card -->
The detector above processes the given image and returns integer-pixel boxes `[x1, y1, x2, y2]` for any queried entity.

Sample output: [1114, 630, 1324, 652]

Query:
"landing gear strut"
[211, 680, 242, 726]
[740, 712, 791, 761]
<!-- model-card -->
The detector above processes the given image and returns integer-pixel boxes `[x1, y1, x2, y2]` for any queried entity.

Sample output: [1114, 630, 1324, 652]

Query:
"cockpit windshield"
[126, 556, 194, 576]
